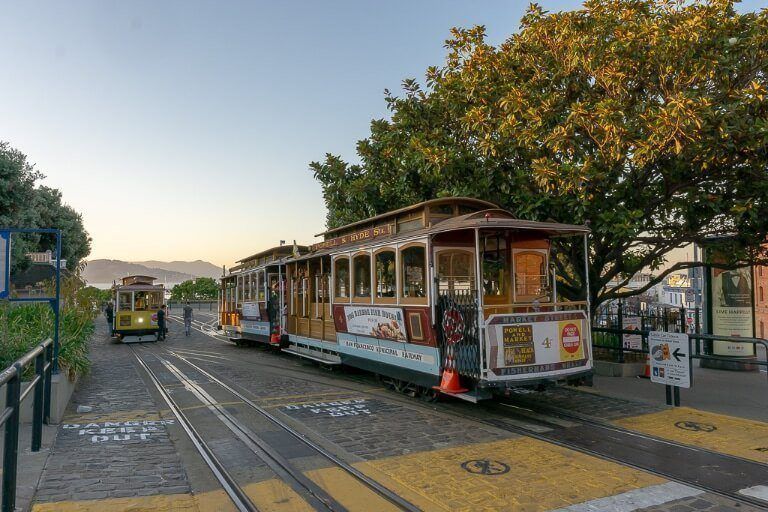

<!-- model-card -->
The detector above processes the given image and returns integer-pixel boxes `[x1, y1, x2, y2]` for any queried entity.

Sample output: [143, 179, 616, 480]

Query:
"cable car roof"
[315, 197, 497, 238]
[290, 209, 589, 262]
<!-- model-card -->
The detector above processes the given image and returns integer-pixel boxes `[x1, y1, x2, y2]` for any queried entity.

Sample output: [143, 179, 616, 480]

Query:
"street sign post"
[0, 230, 9, 299]
[649, 331, 691, 388]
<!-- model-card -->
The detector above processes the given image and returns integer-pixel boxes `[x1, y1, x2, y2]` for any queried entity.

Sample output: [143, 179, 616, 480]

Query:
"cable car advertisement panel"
[485, 310, 591, 380]
[342, 305, 408, 342]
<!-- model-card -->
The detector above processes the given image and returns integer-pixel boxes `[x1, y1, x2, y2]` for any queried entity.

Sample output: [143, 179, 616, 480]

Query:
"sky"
[1, 1, 766, 268]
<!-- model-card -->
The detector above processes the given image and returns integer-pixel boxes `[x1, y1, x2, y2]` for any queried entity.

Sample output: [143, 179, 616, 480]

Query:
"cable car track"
[132, 343, 420, 512]
[131, 347, 258, 512]
[151, 335, 768, 510]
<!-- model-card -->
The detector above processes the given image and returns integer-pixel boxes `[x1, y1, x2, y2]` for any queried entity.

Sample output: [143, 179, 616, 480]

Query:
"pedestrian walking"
[183, 301, 193, 337]
[156, 304, 167, 341]
[104, 302, 114, 336]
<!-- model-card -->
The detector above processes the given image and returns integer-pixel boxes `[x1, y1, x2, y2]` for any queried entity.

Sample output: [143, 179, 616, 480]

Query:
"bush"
[0, 274, 96, 381]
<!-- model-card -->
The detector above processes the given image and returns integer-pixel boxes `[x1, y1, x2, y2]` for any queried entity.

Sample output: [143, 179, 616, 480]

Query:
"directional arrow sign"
[649, 331, 691, 388]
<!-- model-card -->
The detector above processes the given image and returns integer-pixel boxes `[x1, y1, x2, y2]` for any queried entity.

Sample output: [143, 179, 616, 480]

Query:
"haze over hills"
[83, 259, 220, 288]
[133, 260, 221, 279]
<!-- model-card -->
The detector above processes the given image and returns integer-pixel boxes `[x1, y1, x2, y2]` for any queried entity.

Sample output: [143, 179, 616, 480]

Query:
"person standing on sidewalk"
[156, 304, 167, 341]
[183, 301, 193, 337]
[104, 302, 114, 336]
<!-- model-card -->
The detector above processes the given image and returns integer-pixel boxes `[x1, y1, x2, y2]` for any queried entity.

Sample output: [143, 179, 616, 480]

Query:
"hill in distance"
[134, 260, 221, 279]
[83, 259, 220, 287]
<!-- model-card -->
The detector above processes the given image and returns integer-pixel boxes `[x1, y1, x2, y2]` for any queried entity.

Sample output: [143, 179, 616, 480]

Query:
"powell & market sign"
[311, 224, 393, 251]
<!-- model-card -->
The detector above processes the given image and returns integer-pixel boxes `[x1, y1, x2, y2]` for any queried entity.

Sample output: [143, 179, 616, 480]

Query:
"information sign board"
[0, 230, 9, 299]
[242, 301, 261, 320]
[622, 316, 642, 350]
[649, 331, 690, 388]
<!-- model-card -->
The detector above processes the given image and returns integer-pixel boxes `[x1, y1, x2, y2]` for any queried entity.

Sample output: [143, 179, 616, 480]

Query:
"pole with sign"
[649, 330, 690, 406]
[0, 231, 10, 299]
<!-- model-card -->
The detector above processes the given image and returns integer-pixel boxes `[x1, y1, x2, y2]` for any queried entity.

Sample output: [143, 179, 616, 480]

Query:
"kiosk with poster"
[704, 246, 757, 369]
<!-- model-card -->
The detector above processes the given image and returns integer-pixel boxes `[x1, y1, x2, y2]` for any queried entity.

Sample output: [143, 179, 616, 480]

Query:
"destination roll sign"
[311, 224, 393, 251]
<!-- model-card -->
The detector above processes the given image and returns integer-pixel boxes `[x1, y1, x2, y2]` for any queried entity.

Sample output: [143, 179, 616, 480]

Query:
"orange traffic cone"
[433, 345, 468, 394]
[639, 352, 651, 379]
[434, 368, 468, 394]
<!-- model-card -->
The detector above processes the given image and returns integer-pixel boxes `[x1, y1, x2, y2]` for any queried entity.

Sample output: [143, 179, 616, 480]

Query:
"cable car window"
[257, 272, 265, 301]
[482, 235, 508, 296]
[118, 292, 132, 311]
[334, 258, 350, 298]
[353, 254, 371, 299]
[147, 291, 163, 310]
[401, 246, 426, 298]
[514, 251, 547, 299]
[431, 204, 454, 215]
[134, 291, 148, 311]
[437, 251, 475, 293]
[375, 250, 396, 298]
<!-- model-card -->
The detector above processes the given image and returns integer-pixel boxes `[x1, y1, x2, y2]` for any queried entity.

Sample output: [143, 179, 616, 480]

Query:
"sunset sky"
[2, 1, 765, 267]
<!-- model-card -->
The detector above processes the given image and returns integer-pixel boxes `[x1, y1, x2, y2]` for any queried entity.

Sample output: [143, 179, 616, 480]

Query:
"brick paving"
[32, 322, 193, 506]
[26, 315, 768, 511]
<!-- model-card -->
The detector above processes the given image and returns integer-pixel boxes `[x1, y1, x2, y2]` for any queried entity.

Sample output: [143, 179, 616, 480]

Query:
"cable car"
[280, 198, 593, 401]
[112, 275, 165, 342]
[220, 198, 593, 402]
[219, 245, 307, 345]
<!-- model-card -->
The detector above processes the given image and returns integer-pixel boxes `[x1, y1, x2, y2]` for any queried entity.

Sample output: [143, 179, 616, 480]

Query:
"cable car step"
[281, 347, 341, 365]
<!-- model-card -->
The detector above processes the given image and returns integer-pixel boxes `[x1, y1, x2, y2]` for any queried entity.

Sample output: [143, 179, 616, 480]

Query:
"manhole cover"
[674, 421, 716, 432]
[460, 459, 510, 476]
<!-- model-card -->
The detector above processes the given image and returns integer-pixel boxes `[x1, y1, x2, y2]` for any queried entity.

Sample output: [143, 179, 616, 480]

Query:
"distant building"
[26, 250, 66, 269]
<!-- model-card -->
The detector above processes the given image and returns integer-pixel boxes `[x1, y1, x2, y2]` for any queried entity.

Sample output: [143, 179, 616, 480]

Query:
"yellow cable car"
[112, 275, 165, 342]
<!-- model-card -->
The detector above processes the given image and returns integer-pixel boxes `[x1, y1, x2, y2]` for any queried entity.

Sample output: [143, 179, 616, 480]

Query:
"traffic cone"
[433, 345, 468, 394]
[639, 352, 651, 379]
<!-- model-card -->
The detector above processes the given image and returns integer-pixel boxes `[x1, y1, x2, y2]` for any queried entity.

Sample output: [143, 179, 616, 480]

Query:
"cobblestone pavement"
[165, 329, 767, 511]
[507, 385, 665, 420]
[27, 315, 768, 511]
[31, 323, 212, 511]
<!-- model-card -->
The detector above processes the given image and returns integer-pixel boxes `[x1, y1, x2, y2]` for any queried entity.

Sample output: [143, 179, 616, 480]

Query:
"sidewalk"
[592, 358, 768, 422]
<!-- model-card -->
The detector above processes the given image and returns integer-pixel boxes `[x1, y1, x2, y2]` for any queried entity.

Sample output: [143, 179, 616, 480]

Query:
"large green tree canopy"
[0, 141, 92, 270]
[171, 278, 219, 301]
[311, 0, 768, 310]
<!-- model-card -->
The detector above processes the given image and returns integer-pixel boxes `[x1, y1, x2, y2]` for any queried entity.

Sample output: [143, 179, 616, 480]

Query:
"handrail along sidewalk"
[0, 338, 53, 512]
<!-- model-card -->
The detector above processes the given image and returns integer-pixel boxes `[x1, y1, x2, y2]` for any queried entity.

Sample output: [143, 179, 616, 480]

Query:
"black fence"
[593, 304, 701, 364]
[592, 301, 768, 389]
[167, 300, 216, 311]
[1, 338, 53, 512]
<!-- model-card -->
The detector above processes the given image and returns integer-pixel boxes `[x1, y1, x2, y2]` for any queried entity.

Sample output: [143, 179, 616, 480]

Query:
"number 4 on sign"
[541, 337, 552, 349]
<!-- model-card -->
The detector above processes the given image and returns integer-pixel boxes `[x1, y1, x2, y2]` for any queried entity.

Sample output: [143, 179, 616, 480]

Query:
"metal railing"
[0, 338, 53, 512]
[593, 326, 767, 373]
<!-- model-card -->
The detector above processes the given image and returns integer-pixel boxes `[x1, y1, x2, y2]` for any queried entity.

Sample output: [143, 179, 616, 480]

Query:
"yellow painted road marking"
[354, 437, 664, 512]
[241, 480, 314, 512]
[255, 388, 380, 404]
[306, 466, 399, 512]
[31, 480, 315, 512]
[614, 406, 768, 463]
[60, 409, 166, 425]
[31, 491, 234, 511]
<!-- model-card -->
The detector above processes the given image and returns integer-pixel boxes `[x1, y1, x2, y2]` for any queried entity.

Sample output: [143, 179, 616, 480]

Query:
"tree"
[311, 0, 768, 312]
[171, 278, 218, 301]
[0, 142, 92, 269]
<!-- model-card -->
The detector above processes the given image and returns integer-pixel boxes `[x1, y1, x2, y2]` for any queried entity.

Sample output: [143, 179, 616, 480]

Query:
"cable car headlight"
[137, 317, 144, 323]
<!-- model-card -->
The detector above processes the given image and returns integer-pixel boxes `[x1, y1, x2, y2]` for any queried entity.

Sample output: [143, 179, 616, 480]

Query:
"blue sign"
[0, 230, 9, 299]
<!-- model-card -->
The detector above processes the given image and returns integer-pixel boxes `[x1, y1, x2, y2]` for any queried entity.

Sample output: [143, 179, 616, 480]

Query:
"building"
[756, 264, 768, 339]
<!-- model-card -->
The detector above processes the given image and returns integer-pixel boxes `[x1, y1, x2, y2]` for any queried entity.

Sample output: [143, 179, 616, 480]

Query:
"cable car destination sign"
[311, 224, 394, 251]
